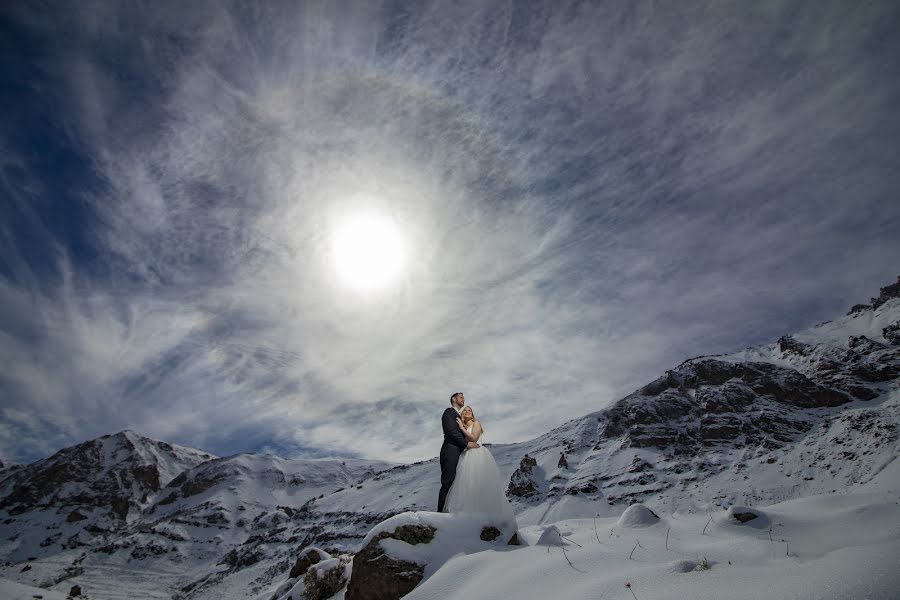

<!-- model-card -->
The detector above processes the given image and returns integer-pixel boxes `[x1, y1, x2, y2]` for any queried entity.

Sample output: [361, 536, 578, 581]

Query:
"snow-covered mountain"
[0, 278, 898, 599]
[292, 278, 899, 536]
[0, 432, 391, 598]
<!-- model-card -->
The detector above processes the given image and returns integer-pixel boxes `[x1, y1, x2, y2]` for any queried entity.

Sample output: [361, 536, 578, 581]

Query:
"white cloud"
[1, 0, 898, 463]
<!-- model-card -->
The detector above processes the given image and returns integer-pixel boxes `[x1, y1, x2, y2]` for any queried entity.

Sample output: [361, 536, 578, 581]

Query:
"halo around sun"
[331, 212, 407, 292]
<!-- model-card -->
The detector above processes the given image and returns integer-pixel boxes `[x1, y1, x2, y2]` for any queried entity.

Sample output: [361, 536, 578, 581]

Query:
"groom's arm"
[442, 409, 468, 451]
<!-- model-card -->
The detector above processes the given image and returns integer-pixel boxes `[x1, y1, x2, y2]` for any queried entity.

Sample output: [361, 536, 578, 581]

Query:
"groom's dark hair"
[450, 392, 463, 405]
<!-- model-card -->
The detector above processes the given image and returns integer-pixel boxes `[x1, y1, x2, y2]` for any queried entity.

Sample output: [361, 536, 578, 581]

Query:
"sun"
[331, 212, 407, 292]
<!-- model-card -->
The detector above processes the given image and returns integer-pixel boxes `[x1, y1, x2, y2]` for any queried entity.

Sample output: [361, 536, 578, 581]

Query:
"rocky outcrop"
[601, 358, 851, 454]
[871, 276, 900, 310]
[849, 276, 900, 314]
[304, 555, 351, 600]
[506, 455, 540, 498]
[344, 524, 434, 600]
[289, 546, 328, 579]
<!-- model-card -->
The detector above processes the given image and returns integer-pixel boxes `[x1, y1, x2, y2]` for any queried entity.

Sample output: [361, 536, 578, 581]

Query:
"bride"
[443, 406, 517, 529]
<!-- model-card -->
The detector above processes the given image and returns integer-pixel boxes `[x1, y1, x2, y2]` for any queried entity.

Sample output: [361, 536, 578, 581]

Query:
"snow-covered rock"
[345, 511, 520, 600]
[616, 503, 661, 528]
[723, 505, 769, 527]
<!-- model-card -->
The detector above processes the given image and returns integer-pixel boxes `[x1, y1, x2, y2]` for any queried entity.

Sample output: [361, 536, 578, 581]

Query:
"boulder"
[345, 511, 521, 600]
[289, 546, 329, 579]
[344, 525, 433, 600]
[304, 556, 351, 600]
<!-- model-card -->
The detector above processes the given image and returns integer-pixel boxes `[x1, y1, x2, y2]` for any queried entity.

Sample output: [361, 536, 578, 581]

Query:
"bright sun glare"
[331, 212, 407, 292]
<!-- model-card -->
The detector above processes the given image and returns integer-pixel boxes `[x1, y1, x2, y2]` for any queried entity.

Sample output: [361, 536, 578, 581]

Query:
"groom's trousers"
[437, 444, 463, 512]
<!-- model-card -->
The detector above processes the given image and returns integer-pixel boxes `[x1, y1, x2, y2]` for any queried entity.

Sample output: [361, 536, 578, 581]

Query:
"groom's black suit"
[437, 406, 468, 512]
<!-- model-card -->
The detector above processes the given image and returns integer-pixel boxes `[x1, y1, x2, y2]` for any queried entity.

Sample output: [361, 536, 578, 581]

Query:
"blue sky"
[1, 1, 899, 464]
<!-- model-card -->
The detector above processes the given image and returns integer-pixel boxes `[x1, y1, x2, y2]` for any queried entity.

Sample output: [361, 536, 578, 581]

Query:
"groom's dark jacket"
[441, 407, 468, 452]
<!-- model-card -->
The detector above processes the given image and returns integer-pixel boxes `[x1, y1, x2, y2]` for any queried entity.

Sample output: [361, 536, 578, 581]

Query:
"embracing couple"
[437, 392, 516, 527]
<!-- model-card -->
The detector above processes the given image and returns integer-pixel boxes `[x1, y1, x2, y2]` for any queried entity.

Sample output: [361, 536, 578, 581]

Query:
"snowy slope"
[400, 492, 900, 600]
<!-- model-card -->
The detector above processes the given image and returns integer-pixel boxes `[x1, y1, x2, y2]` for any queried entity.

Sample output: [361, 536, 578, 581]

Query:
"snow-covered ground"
[399, 491, 900, 600]
[0, 576, 70, 600]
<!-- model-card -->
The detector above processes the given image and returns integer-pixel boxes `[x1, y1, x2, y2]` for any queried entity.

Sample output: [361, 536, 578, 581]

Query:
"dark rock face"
[848, 276, 900, 315]
[776, 334, 900, 396]
[0, 431, 210, 524]
[66, 510, 88, 523]
[732, 511, 758, 523]
[304, 556, 348, 600]
[506, 455, 539, 498]
[344, 525, 434, 600]
[69, 584, 82, 597]
[884, 322, 900, 345]
[871, 276, 900, 310]
[600, 357, 862, 454]
[480, 526, 501, 541]
[219, 546, 264, 570]
[289, 547, 325, 579]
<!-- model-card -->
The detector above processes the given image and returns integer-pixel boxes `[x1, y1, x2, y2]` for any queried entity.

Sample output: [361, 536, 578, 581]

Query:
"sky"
[1, 1, 899, 465]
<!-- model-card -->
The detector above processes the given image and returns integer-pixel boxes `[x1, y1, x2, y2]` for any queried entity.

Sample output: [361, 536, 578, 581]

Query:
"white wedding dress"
[444, 424, 517, 529]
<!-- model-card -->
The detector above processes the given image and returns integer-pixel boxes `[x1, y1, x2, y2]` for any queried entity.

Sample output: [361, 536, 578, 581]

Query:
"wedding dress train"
[444, 426, 517, 529]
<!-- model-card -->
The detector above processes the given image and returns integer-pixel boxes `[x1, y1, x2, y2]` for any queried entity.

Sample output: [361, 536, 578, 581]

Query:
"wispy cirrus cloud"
[1, 0, 898, 464]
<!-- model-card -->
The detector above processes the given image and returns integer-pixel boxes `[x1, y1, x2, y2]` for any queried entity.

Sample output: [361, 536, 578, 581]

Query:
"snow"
[357, 511, 520, 580]
[722, 505, 769, 528]
[793, 299, 900, 346]
[0, 576, 70, 600]
[401, 492, 900, 600]
[616, 503, 662, 528]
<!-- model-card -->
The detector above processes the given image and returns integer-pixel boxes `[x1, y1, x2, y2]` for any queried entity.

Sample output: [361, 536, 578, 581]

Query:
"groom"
[437, 391, 477, 512]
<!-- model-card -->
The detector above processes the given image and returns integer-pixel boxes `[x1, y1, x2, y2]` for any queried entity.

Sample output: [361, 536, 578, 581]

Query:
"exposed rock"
[304, 556, 350, 600]
[884, 322, 900, 345]
[557, 452, 568, 469]
[66, 510, 88, 523]
[69, 584, 82, 597]
[602, 358, 852, 454]
[218, 546, 264, 570]
[507, 455, 540, 498]
[724, 506, 769, 527]
[847, 303, 872, 316]
[870, 276, 900, 310]
[480, 526, 501, 541]
[344, 524, 434, 600]
[289, 547, 327, 579]
[0, 431, 210, 528]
